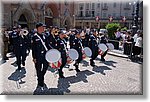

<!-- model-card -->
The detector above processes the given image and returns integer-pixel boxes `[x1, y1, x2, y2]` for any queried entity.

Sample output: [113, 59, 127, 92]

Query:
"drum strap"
[35, 33, 48, 51]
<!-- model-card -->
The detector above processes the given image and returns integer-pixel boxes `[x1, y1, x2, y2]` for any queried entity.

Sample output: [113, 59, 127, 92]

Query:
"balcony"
[76, 16, 95, 20]
[124, 6, 131, 10]
[102, 6, 108, 10]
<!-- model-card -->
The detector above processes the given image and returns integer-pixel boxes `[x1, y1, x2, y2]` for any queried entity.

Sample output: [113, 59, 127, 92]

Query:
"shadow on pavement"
[11, 61, 17, 67]
[92, 66, 112, 75]
[8, 67, 26, 89]
[103, 60, 117, 68]
[0, 59, 7, 65]
[33, 70, 94, 95]
[8, 52, 16, 58]
[81, 60, 89, 67]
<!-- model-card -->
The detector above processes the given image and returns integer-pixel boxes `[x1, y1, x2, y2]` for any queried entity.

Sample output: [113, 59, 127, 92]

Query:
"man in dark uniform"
[81, 30, 90, 47]
[55, 30, 68, 78]
[13, 25, 28, 70]
[9, 26, 18, 53]
[89, 29, 99, 67]
[72, 30, 83, 72]
[99, 32, 108, 61]
[32, 22, 48, 87]
[69, 30, 75, 49]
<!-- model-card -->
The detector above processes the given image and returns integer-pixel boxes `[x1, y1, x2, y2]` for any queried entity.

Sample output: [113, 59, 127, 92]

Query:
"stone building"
[1, 0, 75, 30]
[74, 0, 143, 29]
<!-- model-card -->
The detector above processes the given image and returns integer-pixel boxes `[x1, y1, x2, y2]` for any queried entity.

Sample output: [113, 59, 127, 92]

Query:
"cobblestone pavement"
[0, 51, 142, 95]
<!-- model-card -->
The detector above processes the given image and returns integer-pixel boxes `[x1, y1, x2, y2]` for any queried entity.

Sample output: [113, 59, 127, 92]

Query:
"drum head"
[106, 43, 114, 50]
[45, 49, 61, 63]
[68, 49, 79, 60]
[83, 47, 92, 57]
[98, 44, 108, 52]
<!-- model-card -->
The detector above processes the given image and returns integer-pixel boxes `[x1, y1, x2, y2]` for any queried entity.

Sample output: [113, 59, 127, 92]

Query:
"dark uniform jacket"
[46, 34, 58, 49]
[13, 34, 28, 54]
[89, 35, 99, 58]
[72, 37, 83, 61]
[32, 33, 48, 60]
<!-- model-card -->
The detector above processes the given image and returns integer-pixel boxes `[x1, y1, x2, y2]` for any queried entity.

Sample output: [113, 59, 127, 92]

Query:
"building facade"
[1, 0, 143, 30]
[74, 0, 143, 29]
[1, 0, 75, 30]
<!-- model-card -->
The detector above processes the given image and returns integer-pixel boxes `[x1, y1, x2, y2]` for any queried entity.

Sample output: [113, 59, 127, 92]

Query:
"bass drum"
[67, 49, 79, 64]
[45, 49, 62, 68]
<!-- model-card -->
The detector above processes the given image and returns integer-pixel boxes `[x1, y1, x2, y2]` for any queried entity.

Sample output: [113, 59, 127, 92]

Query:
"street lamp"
[129, 0, 139, 35]
[73, 14, 75, 28]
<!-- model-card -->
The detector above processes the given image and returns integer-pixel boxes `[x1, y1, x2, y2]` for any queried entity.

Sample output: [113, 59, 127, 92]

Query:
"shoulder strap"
[35, 33, 48, 51]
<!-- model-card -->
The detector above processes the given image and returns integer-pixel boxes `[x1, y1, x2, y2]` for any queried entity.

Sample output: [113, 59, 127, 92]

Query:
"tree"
[105, 23, 121, 39]
[121, 27, 128, 31]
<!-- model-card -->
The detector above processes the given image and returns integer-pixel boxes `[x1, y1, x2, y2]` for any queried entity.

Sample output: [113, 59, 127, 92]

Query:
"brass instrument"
[20, 29, 29, 36]
[51, 28, 60, 36]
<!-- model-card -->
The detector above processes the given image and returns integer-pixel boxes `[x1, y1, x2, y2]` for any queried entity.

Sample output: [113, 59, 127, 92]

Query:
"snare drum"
[45, 49, 62, 68]
[83, 47, 92, 57]
[106, 43, 114, 50]
[67, 49, 79, 64]
[98, 44, 108, 55]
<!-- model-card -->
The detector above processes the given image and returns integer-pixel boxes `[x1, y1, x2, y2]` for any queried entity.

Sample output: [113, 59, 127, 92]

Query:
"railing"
[102, 6, 108, 10]
[76, 16, 133, 20]
[124, 6, 131, 10]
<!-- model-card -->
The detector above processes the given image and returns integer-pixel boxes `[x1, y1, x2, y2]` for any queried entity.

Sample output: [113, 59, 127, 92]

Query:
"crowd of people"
[0, 22, 143, 89]
[114, 28, 143, 57]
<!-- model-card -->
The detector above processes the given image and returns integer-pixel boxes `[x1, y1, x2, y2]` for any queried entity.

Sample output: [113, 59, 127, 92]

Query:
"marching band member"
[32, 22, 48, 87]
[89, 29, 99, 67]
[72, 30, 83, 72]
[13, 25, 29, 70]
[46, 27, 58, 49]
[69, 29, 76, 49]
[55, 30, 68, 78]
[99, 31, 108, 62]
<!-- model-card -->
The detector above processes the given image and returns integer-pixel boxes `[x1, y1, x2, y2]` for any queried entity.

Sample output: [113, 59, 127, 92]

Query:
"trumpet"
[20, 29, 29, 36]
[51, 29, 60, 36]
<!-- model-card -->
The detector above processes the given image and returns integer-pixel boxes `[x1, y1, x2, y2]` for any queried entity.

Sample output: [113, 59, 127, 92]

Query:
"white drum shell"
[45, 49, 61, 63]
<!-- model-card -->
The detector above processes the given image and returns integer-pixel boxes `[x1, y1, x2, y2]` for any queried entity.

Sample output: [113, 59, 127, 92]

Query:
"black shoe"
[101, 58, 105, 62]
[75, 68, 80, 72]
[59, 74, 65, 78]
[90, 63, 95, 67]
[17, 66, 21, 71]
[38, 82, 44, 87]
[58, 71, 65, 78]
[22, 61, 25, 66]
[90, 60, 95, 67]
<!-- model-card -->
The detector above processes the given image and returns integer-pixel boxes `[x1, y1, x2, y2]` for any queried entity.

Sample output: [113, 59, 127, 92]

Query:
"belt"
[41, 51, 45, 53]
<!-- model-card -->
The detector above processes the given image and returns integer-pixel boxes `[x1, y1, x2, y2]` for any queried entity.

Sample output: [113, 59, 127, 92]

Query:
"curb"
[107, 51, 128, 58]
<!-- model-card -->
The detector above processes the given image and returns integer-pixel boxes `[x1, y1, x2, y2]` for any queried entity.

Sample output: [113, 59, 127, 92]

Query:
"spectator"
[115, 29, 121, 41]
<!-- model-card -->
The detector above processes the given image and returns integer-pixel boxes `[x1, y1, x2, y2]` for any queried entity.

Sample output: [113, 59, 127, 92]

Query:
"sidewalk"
[107, 50, 128, 58]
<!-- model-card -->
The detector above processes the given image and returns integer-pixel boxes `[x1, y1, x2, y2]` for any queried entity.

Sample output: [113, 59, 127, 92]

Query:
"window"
[85, 11, 91, 17]
[97, 3, 100, 8]
[113, 13, 116, 17]
[79, 3, 84, 10]
[92, 3, 95, 10]
[125, 13, 128, 17]
[104, 3, 107, 7]
[113, 3, 116, 7]
[103, 13, 107, 18]
[79, 11, 83, 17]
[86, 3, 89, 10]
[92, 11, 95, 17]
